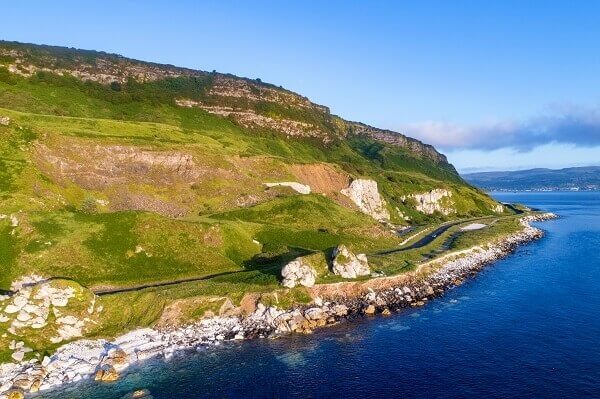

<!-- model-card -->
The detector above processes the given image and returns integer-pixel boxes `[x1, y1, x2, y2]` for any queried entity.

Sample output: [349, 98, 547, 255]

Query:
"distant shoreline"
[487, 189, 600, 193]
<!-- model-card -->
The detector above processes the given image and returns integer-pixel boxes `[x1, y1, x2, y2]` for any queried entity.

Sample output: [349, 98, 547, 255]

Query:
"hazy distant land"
[463, 166, 600, 192]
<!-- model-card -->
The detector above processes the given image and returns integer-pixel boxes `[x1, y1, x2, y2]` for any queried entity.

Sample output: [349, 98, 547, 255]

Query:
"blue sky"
[2, 1, 600, 172]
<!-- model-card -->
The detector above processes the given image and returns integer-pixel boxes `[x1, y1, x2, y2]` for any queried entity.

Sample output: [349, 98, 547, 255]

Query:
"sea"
[40, 192, 600, 398]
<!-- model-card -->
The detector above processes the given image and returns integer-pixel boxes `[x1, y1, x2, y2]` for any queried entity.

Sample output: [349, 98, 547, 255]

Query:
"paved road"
[373, 220, 466, 256]
[94, 211, 517, 296]
[93, 270, 241, 296]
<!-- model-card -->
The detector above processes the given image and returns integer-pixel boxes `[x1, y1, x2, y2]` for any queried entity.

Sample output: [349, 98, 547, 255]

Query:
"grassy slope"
[0, 44, 512, 357]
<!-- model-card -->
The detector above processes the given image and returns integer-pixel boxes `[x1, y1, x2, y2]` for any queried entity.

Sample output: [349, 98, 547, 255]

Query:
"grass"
[0, 42, 519, 358]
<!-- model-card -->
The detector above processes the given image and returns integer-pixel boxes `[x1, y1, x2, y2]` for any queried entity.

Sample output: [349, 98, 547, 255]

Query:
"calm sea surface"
[43, 192, 600, 398]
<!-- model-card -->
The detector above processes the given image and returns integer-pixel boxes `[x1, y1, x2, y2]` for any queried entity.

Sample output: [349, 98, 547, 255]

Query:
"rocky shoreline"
[0, 213, 557, 399]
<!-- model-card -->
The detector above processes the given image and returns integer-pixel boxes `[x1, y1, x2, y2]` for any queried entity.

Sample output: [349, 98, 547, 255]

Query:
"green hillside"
[0, 41, 511, 356]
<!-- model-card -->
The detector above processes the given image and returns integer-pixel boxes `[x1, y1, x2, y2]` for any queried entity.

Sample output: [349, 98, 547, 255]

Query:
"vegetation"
[0, 41, 520, 357]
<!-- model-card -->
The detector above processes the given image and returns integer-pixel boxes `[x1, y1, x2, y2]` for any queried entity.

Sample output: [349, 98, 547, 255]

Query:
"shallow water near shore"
[38, 192, 600, 398]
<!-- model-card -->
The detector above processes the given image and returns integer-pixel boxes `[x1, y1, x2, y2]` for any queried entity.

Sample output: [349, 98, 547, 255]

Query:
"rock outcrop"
[348, 122, 453, 167]
[281, 258, 317, 288]
[0, 116, 10, 126]
[409, 189, 454, 215]
[264, 182, 311, 195]
[331, 244, 370, 279]
[177, 100, 328, 142]
[341, 179, 390, 222]
[0, 277, 99, 359]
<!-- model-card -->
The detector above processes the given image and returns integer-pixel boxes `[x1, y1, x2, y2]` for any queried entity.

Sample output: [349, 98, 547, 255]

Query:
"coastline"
[0, 213, 557, 399]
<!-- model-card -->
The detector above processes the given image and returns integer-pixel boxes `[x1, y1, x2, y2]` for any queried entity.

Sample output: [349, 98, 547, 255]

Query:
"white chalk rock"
[410, 188, 454, 215]
[331, 244, 371, 279]
[264, 182, 311, 195]
[341, 179, 390, 222]
[281, 258, 317, 288]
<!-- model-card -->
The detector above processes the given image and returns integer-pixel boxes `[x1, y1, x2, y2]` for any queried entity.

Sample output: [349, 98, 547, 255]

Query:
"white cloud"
[400, 105, 600, 151]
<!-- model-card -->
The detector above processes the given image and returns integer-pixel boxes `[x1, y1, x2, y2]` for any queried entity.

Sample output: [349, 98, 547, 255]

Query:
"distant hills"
[463, 166, 600, 191]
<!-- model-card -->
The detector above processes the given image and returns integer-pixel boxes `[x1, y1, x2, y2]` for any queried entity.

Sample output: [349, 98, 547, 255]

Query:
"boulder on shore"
[331, 244, 370, 279]
[281, 258, 317, 288]
[94, 365, 120, 382]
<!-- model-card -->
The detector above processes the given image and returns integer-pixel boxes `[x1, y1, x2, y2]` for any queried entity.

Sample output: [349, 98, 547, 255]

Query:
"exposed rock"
[0, 116, 10, 126]
[6, 389, 24, 399]
[177, 100, 328, 142]
[128, 389, 152, 399]
[331, 244, 370, 279]
[494, 204, 504, 213]
[410, 189, 454, 215]
[10, 351, 24, 363]
[304, 307, 326, 321]
[349, 122, 452, 166]
[341, 179, 390, 221]
[101, 348, 129, 372]
[333, 304, 349, 316]
[94, 365, 120, 382]
[218, 298, 237, 316]
[264, 182, 311, 194]
[281, 258, 317, 288]
[382, 308, 391, 316]
[364, 305, 376, 315]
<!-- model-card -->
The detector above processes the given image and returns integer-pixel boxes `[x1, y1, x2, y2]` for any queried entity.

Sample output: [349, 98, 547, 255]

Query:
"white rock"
[51, 297, 70, 307]
[11, 350, 25, 362]
[281, 258, 317, 288]
[3, 304, 21, 314]
[23, 304, 42, 315]
[13, 295, 28, 309]
[264, 182, 311, 194]
[331, 244, 371, 279]
[341, 179, 390, 222]
[410, 189, 454, 215]
[16, 312, 31, 322]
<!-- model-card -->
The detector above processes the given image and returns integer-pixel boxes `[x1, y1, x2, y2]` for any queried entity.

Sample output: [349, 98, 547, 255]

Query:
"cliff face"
[346, 122, 452, 167]
[0, 40, 450, 167]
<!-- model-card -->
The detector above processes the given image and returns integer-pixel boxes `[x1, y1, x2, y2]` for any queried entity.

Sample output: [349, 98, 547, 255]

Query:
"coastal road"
[92, 270, 243, 296]
[93, 211, 519, 296]
[373, 220, 466, 256]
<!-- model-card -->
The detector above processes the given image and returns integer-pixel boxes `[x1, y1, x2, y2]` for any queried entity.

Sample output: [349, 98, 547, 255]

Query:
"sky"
[2, 1, 600, 172]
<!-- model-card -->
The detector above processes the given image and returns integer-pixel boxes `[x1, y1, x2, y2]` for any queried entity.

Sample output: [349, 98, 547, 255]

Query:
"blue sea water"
[43, 192, 600, 398]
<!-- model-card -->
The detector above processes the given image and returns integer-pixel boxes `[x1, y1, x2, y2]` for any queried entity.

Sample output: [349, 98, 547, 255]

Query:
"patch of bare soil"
[290, 163, 350, 194]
